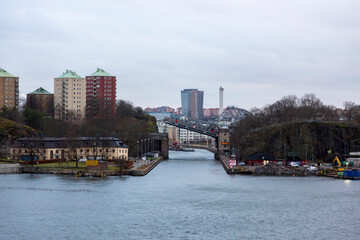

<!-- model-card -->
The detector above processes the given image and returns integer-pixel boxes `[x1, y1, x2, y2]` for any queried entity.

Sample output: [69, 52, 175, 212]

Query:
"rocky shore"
[253, 163, 320, 176]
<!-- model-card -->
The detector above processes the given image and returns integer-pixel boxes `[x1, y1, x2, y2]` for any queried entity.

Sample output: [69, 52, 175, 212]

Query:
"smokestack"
[219, 86, 224, 115]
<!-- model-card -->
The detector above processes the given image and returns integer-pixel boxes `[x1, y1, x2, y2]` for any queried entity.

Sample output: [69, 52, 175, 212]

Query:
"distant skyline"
[1, 0, 359, 110]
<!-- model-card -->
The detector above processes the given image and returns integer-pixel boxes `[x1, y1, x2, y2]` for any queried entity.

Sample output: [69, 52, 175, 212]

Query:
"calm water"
[1, 149, 359, 240]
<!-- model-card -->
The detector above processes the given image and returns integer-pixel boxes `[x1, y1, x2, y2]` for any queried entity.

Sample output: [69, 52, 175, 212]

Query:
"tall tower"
[54, 70, 86, 120]
[86, 68, 116, 119]
[0, 68, 19, 109]
[219, 86, 224, 115]
[181, 89, 204, 119]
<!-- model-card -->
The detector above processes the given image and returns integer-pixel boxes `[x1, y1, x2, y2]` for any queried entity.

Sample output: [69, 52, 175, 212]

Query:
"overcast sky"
[1, 0, 359, 110]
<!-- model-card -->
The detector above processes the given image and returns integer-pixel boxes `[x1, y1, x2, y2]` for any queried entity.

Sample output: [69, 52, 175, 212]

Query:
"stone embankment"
[130, 157, 164, 176]
[219, 155, 232, 173]
[219, 156, 252, 174]
[0, 164, 22, 174]
[21, 167, 117, 177]
[1, 157, 165, 177]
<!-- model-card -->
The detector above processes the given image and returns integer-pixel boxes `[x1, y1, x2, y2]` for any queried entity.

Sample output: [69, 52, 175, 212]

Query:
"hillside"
[233, 121, 360, 162]
[0, 117, 36, 142]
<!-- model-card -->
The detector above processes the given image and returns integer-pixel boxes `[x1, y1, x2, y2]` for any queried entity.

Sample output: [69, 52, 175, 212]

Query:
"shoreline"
[0, 157, 165, 177]
[1, 157, 357, 180]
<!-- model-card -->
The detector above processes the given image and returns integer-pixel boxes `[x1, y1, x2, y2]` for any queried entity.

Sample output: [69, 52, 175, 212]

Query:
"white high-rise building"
[54, 70, 86, 120]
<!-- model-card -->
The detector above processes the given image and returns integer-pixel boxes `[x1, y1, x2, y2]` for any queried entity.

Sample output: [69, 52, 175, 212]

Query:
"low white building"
[347, 152, 360, 167]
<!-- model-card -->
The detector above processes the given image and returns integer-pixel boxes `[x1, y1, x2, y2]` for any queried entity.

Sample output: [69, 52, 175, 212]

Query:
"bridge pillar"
[150, 133, 169, 159]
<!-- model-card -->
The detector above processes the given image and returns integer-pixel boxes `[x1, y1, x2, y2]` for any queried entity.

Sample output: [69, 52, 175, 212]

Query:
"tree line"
[233, 93, 360, 137]
[231, 93, 360, 161]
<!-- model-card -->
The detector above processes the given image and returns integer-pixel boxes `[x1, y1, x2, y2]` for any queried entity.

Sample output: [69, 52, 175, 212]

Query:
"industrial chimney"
[219, 86, 224, 115]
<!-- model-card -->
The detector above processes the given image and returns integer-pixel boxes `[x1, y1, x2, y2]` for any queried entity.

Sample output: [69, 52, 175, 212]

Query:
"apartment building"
[27, 87, 54, 117]
[86, 68, 116, 119]
[54, 70, 86, 120]
[0, 68, 19, 109]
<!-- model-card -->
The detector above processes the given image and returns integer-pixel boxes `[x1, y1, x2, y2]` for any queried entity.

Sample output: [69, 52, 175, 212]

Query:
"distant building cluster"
[144, 106, 175, 113]
[0, 67, 117, 120]
[203, 108, 219, 118]
[146, 88, 222, 144]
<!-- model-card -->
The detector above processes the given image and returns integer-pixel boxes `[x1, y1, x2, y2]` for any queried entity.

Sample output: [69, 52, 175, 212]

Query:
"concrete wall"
[0, 164, 22, 174]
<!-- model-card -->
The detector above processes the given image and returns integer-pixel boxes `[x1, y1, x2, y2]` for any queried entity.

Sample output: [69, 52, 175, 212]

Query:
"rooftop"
[29, 87, 52, 95]
[0, 68, 16, 78]
[57, 70, 83, 79]
[88, 68, 114, 77]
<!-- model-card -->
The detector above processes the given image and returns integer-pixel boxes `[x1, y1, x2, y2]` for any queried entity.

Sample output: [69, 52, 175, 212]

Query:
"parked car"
[290, 162, 299, 167]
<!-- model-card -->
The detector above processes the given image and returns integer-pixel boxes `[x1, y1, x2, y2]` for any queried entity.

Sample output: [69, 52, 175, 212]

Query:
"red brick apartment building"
[86, 68, 116, 119]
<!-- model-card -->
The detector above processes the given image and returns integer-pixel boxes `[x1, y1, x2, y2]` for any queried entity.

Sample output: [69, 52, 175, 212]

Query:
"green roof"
[0, 68, 16, 77]
[88, 68, 114, 77]
[29, 87, 52, 95]
[57, 69, 83, 79]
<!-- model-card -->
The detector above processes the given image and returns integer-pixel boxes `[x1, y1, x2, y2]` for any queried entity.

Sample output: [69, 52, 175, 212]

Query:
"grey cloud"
[0, 0, 359, 110]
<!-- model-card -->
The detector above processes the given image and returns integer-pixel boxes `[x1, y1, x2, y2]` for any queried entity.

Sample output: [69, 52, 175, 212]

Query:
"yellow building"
[11, 137, 128, 161]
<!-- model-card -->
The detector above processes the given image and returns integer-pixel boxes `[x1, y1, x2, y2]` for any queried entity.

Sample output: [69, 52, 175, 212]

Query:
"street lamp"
[147, 138, 150, 159]
[140, 140, 143, 160]
[136, 141, 139, 159]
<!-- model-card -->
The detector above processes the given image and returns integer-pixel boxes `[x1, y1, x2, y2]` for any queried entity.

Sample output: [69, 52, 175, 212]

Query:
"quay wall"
[219, 155, 235, 174]
[130, 157, 164, 176]
[0, 164, 22, 174]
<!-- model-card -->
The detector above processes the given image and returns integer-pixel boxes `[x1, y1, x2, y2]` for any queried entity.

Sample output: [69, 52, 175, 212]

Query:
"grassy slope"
[0, 117, 35, 139]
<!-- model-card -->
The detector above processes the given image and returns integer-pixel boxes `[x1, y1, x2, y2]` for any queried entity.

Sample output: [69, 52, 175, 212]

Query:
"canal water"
[1, 149, 359, 240]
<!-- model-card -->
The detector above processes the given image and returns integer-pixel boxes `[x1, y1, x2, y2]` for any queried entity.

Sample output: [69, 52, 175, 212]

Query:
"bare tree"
[343, 101, 360, 122]
[21, 136, 37, 167]
[54, 103, 64, 119]
[299, 93, 322, 120]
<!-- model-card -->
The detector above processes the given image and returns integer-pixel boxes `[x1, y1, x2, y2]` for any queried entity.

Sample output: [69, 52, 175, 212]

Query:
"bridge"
[163, 118, 218, 138]
[178, 144, 217, 154]
[163, 106, 250, 158]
